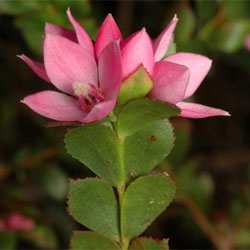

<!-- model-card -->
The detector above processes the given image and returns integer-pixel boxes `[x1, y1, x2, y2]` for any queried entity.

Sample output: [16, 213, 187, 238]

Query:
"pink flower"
[20, 10, 122, 123]
[3, 212, 35, 232]
[245, 34, 250, 51]
[118, 15, 230, 118]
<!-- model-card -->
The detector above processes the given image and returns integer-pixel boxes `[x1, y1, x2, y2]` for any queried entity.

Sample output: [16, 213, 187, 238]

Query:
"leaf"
[117, 66, 153, 106]
[28, 225, 58, 248]
[196, 0, 217, 22]
[167, 127, 191, 165]
[198, 18, 250, 53]
[68, 178, 119, 239]
[210, 20, 250, 53]
[175, 160, 214, 214]
[71, 231, 120, 250]
[175, 7, 196, 45]
[121, 173, 175, 240]
[64, 124, 123, 186]
[14, 10, 65, 55]
[124, 119, 175, 180]
[129, 237, 169, 250]
[117, 99, 180, 138]
[220, 0, 250, 19]
[162, 37, 176, 58]
[40, 166, 68, 201]
[54, 0, 91, 16]
[0, 0, 42, 15]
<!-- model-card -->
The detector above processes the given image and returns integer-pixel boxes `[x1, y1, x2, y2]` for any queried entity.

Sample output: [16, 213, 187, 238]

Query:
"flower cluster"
[20, 9, 229, 123]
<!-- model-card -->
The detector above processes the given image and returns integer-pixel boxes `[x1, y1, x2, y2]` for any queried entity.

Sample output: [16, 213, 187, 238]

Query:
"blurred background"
[0, 0, 250, 249]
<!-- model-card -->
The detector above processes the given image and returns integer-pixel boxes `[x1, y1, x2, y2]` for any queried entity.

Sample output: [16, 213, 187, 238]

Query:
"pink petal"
[176, 102, 230, 118]
[21, 217, 34, 231]
[18, 54, 51, 83]
[80, 100, 116, 123]
[45, 23, 77, 43]
[98, 40, 122, 100]
[66, 8, 94, 56]
[154, 15, 178, 62]
[150, 61, 190, 104]
[44, 33, 97, 94]
[22, 91, 85, 122]
[95, 14, 123, 58]
[165, 53, 212, 99]
[121, 28, 154, 78]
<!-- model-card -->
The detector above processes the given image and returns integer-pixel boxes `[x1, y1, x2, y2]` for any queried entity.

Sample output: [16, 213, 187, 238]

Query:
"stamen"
[73, 81, 105, 112]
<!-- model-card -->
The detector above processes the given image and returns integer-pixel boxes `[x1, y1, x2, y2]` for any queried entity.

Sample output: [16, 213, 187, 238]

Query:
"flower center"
[73, 81, 104, 112]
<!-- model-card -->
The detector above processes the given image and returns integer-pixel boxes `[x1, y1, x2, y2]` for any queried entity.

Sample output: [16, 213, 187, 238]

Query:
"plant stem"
[182, 196, 221, 249]
[117, 184, 129, 250]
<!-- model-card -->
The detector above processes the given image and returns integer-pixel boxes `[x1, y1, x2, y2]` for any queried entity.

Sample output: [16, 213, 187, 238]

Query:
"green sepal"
[64, 124, 123, 186]
[124, 119, 175, 180]
[121, 173, 175, 240]
[162, 37, 176, 59]
[129, 237, 169, 250]
[117, 99, 180, 138]
[71, 231, 120, 250]
[117, 66, 153, 107]
[68, 178, 120, 239]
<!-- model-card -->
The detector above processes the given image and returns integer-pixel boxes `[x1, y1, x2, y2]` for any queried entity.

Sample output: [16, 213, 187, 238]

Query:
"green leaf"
[29, 225, 58, 248]
[40, 166, 68, 201]
[0, 0, 42, 15]
[124, 119, 175, 179]
[121, 173, 175, 240]
[198, 18, 250, 53]
[163, 37, 176, 58]
[196, 0, 217, 22]
[175, 160, 214, 214]
[68, 179, 119, 239]
[220, 0, 250, 19]
[54, 0, 91, 16]
[64, 124, 123, 186]
[175, 7, 196, 46]
[71, 231, 120, 250]
[167, 127, 191, 165]
[14, 10, 65, 55]
[117, 66, 153, 106]
[129, 237, 169, 250]
[210, 20, 250, 53]
[117, 99, 180, 138]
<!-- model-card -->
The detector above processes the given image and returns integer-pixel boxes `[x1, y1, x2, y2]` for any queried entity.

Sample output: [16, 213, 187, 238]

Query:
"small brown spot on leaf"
[150, 135, 157, 141]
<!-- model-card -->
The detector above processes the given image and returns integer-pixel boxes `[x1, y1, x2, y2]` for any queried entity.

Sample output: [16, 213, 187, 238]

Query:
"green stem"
[114, 118, 129, 249]
[117, 184, 129, 250]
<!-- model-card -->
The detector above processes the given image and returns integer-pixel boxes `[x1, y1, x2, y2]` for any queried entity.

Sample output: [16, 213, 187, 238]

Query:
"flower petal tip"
[224, 111, 231, 117]
[107, 13, 113, 18]
[17, 54, 22, 59]
[173, 14, 179, 21]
